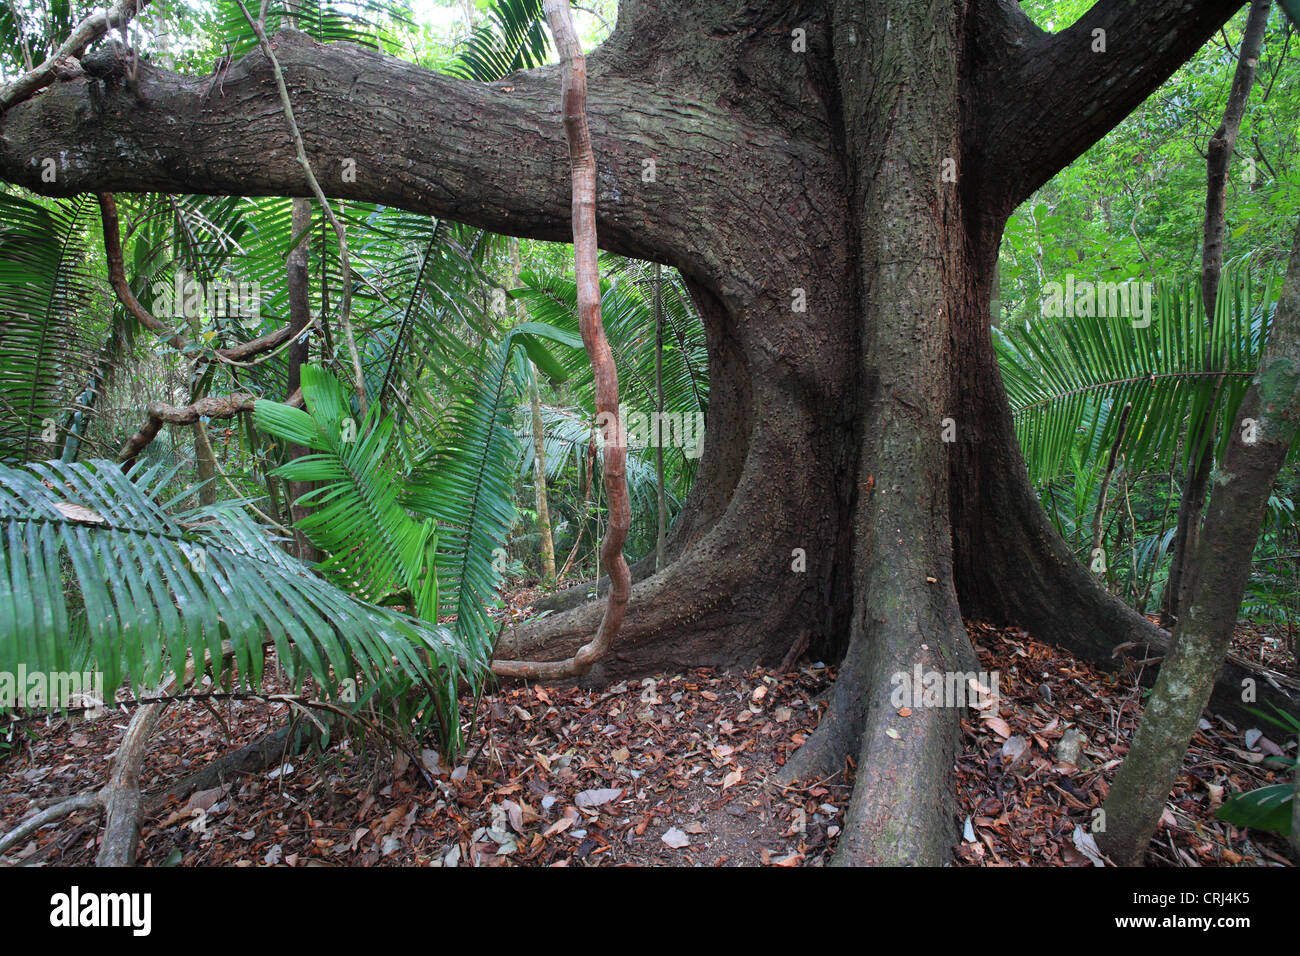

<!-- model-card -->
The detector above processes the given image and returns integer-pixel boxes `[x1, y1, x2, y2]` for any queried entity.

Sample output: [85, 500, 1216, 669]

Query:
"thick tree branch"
[0, 29, 825, 301]
[986, 0, 1245, 207]
[98, 191, 188, 350]
[117, 389, 302, 466]
[0, 0, 150, 111]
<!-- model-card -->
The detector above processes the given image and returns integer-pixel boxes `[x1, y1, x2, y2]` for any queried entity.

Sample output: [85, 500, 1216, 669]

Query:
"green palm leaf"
[996, 268, 1277, 485]
[0, 457, 474, 738]
[254, 365, 440, 620]
[449, 0, 552, 83]
[0, 194, 102, 464]
[403, 322, 578, 655]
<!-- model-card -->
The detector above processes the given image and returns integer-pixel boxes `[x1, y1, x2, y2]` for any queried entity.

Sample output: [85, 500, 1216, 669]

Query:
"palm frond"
[254, 365, 439, 619]
[403, 323, 577, 655]
[516, 265, 709, 479]
[209, 0, 412, 59]
[0, 193, 103, 463]
[449, 0, 551, 82]
[996, 269, 1278, 485]
[0, 458, 477, 740]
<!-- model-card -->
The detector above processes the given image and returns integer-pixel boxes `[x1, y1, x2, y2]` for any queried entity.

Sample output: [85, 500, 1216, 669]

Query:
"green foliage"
[511, 260, 708, 563]
[449, 0, 550, 82]
[997, 268, 1277, 486]
[0, 0, 76, 76]
[208, 0, 414, 59]
[0, 457, 475, 745]
[0, 194, 103, 464]
[1215, 705, 1300, 835]
[254, 365, 440, 620]
[517, 263, 708, 467]
[403, 322, 578, 653]
[1216, 783, 1294, 834]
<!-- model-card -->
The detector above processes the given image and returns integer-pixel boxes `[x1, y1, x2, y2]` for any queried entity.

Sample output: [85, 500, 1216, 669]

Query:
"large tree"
[3, 0, 1296, 864]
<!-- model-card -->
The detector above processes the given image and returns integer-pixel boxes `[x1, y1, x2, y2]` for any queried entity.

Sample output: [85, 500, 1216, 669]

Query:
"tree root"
[0, 791, 101, 858]
[147, 722, 312, 811]
[96, 682, 175, 866]
[0, 687, 170, 866]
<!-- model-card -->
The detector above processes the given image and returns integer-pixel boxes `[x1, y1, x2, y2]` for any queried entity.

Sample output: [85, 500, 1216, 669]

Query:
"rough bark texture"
[0, 0, 150, 111]
[194, 421, 217, 506]
[5, 0, 1286, 864]
[1100, 216, 1300, 865]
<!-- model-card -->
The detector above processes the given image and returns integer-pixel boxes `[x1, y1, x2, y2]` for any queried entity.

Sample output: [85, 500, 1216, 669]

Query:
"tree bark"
[193, 421, 217, 506]
[2, 0, 1275, 864]
[654, 262, 667, 571]
[1099, 215, 1300, 865]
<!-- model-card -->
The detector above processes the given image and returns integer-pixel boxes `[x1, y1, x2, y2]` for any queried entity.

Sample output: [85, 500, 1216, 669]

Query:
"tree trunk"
[529, 364, 557, 583]
[3, 0, 1281, 865]
[193, 421, 216, 506]
[1163, 0, 1272, 625]
[654, 262, 667, 571]
[285, 196, 319, 562]
[517, 236, 557, 584]
[1099, 215, 1300, 865]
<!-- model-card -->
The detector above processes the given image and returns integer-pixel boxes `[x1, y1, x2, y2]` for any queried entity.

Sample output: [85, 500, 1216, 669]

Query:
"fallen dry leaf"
[661, 827, 690, 849]
[575, 787, 622, 808]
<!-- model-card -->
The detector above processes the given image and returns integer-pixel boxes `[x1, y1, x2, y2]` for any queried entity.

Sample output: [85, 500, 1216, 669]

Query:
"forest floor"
[1, 609, 1295, 867]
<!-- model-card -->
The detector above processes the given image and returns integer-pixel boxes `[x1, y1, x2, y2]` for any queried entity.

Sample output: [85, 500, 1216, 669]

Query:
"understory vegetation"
[1, 0, 1299, 866]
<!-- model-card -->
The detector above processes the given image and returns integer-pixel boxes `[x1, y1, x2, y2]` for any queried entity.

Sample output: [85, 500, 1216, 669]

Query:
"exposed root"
[148, 722, 317, 810]
[97, 685, 170, 866]
[0, 791, 101, 858]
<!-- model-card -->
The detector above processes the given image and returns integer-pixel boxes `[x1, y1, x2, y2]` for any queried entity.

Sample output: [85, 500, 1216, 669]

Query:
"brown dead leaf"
[982, 715, 1013, 739]
[542, 817, 573, 838]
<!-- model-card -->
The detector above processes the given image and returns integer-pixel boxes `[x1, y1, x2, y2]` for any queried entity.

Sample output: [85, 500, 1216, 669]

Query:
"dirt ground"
[1, 620, 1295, 867]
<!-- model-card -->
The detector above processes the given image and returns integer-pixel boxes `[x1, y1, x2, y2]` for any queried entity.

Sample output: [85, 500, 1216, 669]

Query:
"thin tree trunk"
[492, 0, 629, 680]
[1163, 0, 1272, 625]
[654, 262, 667, 571]
[286, 196, 319, 563]
[1090, 402, 1133, 566]
[516, 235, 556, 584]
[193, 421, 217, 506]
[530, 364, 557, 583]
[1099, 215, 1300, 865]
